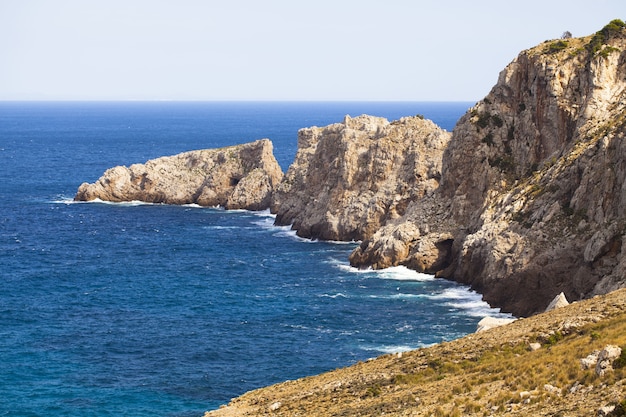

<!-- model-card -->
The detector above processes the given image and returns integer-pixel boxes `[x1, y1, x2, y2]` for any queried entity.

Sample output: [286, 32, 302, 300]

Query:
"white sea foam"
[332, 262, 434, 282]
[376, 266, 435, 282]
[252, 209, 276, 219]
[319, 293, 349, 299]
[60, 198, 161, 207]
[203, 225, 241, 230]
[51, 197, 76, 204]
[425, 287, 513, 318]
[360, 344, 423, 354]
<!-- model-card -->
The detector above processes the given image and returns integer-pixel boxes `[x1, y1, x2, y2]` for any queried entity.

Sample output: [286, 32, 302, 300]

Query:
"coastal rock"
[349, 21, 626, 316]
[475, 316, 516, 332]
[271, 114, 450, 241]
[74, 139, 283, 210]
[545, 292, 570, 312]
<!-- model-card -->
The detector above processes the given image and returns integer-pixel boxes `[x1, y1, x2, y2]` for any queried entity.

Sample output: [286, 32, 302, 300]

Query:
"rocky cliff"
[74, 139, 283, 210]
[271, 114, 451, 241]
[351, 20, 626, 316]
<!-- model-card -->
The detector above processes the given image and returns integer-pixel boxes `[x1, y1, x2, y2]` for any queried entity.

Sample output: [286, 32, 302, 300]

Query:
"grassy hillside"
[207, 289, 626, 416]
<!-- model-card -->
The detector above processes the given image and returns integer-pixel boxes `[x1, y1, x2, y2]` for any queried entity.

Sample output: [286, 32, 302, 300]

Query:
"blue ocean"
[0, 101, 511, 417]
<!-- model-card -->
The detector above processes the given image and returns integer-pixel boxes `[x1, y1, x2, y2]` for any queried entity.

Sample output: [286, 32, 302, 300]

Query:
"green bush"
[547, 40, 569, 54]
[587, 19, 626, 55]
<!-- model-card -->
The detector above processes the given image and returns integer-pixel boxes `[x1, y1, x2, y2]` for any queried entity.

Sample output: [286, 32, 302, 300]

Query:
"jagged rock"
[545, 292, 570, 312]
[348, 21, 626, 316]
[475, 316, 516, 332]
[74, 139, 283, 210]
[581, 351, 601, 370]
[271, 114, 450, 241]
[595, 345, 622, 377]
[581, 345, 623, 377]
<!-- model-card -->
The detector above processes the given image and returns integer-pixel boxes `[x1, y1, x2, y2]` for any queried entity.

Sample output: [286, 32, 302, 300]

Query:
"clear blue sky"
[0, 0, 623, 101]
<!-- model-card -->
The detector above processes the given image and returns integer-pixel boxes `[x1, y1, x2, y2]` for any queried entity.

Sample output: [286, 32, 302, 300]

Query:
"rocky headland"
[349, 20, 626, 316]
[75, 21, 626, 318]
[75, 20, 626, 416]
[271, 114, 450, 241]
[74, 139, 283, 210]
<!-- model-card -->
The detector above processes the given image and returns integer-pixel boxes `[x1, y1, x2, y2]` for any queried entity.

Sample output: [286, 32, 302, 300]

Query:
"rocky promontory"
[351, 20, 626, 316]
[74, 21, 626, 318]
[271, 114, 450, 241]
[74, 139, 283, 210]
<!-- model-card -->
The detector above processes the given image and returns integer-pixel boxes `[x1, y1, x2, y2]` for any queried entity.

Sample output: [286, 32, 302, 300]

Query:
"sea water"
[0, 101, 511, 417]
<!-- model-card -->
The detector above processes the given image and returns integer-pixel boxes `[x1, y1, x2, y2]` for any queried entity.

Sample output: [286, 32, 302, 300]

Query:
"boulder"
[545, 292, 569, 312]
[595, 345, 622, 377]
[476, 316, 516, 333]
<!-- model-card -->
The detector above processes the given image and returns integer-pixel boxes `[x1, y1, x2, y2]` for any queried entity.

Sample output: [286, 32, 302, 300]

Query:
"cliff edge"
[351, 20, 626, 316]
[271, 114, 450, 241]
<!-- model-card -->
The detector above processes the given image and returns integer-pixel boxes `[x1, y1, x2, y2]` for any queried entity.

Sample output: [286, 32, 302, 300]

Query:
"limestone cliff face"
[351, 22, 626, 316]
[271, 115, 451, 241]
[74, 139, 283, 210]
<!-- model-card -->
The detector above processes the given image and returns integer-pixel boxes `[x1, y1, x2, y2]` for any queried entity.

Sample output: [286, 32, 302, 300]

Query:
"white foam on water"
[360, 344, 423, 354]
[375, 266, 435, 282]
[60, 198, 162, 207]
[332, 262, 434, 282]
[319, 293, 349, 299]
[425, 287, 513, 319]
[202, 225, 241, 230]
[252, 209, 276, 219]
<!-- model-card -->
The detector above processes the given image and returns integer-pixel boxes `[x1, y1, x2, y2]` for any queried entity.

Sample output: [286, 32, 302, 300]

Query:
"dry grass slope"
[206, 289, 626, 416]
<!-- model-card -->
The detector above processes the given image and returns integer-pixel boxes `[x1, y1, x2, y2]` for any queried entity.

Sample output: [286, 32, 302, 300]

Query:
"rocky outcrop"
[545, 292, 569, 312]
[475, 316, 516, 333]
[74, 139, 283, 210]
[271, 115, 451, 241]
[349, 21, 626, 316]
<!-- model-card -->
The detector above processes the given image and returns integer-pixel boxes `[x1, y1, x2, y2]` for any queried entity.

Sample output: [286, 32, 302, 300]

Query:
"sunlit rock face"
[75, 139, 284, 211]
[351, 23, 626, 316]
[271, 114, 451, 241]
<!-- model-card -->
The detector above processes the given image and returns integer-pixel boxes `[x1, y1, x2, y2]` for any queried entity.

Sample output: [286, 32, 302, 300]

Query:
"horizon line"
[0, 98, 478, 103]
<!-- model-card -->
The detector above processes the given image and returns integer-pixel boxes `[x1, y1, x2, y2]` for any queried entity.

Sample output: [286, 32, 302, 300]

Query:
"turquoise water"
[0, 101, 510, 416]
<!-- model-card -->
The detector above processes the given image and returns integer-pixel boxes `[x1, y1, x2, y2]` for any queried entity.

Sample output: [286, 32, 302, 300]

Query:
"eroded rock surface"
[350, 22, 626, 316]
[74, 139, 283, 210]
[271, 114, 451, 241]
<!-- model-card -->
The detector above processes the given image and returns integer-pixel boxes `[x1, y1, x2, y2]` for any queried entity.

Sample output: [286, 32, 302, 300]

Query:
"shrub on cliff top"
[587, 19, 626, 55]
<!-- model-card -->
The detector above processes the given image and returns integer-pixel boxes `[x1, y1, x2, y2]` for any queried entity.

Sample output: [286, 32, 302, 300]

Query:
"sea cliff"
[350, 20, 626, 316]
[75, 21, 626, 318]
[271, 114, 450, 241]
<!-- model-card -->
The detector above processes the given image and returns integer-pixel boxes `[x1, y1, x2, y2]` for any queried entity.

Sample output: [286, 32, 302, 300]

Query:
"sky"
[0, 0, 623, 101]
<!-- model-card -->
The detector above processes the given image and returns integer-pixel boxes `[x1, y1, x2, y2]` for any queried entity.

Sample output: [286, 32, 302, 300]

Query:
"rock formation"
[475, 316, 516, 333]
[72, 21, 626, 317]
[271, 114, 451, 241]
[545, 292, 569, 312]
[350, 20, 626, 316]
[74, 139, 283, 210]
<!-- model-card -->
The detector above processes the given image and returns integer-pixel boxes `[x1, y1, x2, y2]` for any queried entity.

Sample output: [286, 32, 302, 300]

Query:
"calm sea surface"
[0, 101, 510, 416]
